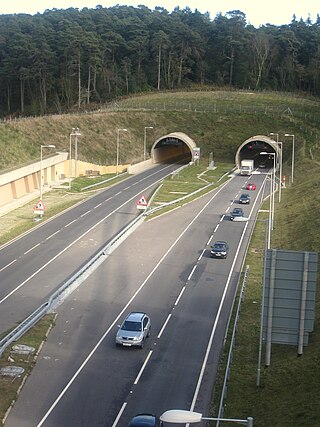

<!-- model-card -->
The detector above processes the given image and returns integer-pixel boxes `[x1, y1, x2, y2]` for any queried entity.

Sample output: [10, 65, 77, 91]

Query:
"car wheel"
[140, 339, 144, 349]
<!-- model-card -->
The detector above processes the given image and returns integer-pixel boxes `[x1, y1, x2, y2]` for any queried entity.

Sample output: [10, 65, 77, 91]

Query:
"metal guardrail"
[0, 212, 145, 357]
[0, 168, 235, 357]
[216, 266, 250, 425]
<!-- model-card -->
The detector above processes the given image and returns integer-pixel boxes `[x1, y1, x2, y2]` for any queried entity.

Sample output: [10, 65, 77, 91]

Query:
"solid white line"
[1, 175, 173, 306]
[134, 350, 153, 385]
[0, 259, 17, 272]
[112, 402, 127, 427]
[65, 219, 77, 227]
[189, 203, 253, 411]
[157, 314, 172, 338]
[36, 177, 232, 427]
[174, 287, 186, 306]
[187, 265, 197, 281]
[24, 243, 41, 255]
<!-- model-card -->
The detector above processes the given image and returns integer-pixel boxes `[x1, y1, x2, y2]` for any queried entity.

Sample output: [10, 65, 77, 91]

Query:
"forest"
[0, 5, 320, 116]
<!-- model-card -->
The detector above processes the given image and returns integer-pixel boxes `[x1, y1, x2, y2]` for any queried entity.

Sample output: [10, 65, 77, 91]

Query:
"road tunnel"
[151, 132, 195, 164]
[235, 135, 280, 170]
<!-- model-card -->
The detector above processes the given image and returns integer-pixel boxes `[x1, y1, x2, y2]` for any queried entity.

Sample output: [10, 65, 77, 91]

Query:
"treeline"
[1, 5, 320, 116]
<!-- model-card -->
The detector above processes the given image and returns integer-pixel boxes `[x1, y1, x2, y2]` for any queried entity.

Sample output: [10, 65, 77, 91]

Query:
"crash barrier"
[0, 212, 145, 357]
[216, 266, 250, 425]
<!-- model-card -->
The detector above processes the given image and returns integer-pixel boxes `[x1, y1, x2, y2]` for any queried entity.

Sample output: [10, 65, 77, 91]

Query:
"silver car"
[116, 312, 151, 349]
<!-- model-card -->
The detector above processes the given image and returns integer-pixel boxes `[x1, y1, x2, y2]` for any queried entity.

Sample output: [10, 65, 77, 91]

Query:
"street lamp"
[116, 128, 127, 175]
[144, 126, 153, 161]
[160, 409, 253, 426]
[260, 152, 276, 232]
[284, 133, 295, 183]
[269, 132, 279, 142]
[277, 141, 283, 203]
[40, 144, 55, 200]
[69, 128, 81, 190]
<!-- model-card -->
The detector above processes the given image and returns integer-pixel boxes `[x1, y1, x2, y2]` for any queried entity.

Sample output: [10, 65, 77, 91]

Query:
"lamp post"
[160, 409, 253, 426]
[116, 128, 127, 175]
[284, 133, 295, 183]
[69, 128, 81, 190]
[278, 141, 283, 203]
[260, 152, 275, 231]
[143, 126, 153, 161]
[40, 144, 55, 200]
[269, 132, 279, 142]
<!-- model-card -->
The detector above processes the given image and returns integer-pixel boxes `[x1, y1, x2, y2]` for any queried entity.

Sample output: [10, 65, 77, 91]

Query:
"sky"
[0, 0, 319, 27]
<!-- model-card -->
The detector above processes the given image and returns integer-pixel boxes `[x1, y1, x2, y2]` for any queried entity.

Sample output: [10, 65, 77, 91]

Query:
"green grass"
[212, 159, 320, 426]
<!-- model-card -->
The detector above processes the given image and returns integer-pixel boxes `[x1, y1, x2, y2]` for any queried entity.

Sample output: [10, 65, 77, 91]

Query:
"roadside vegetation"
[0, 90, 319, 425]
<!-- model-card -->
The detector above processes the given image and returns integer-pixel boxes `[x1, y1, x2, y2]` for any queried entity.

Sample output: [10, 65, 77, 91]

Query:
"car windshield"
[122, 321, 142, 332]
[213, 243, 225, 249]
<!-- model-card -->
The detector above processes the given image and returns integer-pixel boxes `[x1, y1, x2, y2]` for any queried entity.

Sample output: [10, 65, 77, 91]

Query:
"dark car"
[239, 193, 250, 204]
[230, 207, 244, 221]
[128, 413, 160, 426]
[210, 241, 229, 258]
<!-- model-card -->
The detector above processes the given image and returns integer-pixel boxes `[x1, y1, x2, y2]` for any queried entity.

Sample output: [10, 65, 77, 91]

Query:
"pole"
[292, 134, 295, 183]
[40, 146, 43, 200]
[257, 219, 269, 386]
[271, 154, 275, 230]
[278, 142, 282, 203]
[75, 133, 78, 179]
[116, 129, 120, 175]
[69, 132, 72, 190]
[143, 127, 147, 161]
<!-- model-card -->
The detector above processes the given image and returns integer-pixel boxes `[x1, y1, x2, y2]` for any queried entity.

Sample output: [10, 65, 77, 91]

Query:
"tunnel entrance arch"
[151, 132, 196, 163]
[235, 135, 281, 170]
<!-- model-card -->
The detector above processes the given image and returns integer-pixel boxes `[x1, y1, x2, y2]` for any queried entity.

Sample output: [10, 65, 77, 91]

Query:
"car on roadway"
[239, 193, 250, 204]
[246, 182, 256, 190]
[210, 241, 229, 258]
[116, 312, 151, 349]
[230, 207, 244, 221]
[128, 413, 160, 426]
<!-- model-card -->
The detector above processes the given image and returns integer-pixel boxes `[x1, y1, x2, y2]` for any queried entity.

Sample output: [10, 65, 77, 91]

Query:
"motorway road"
[5, 172, 268, 427]
[0, 163, 181, 335]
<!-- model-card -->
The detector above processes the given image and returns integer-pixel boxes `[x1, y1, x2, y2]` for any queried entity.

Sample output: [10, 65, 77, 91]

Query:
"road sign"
[193, 147, 200, 161]
[33, 199, 46, 215]
[136, 195, 148, 210]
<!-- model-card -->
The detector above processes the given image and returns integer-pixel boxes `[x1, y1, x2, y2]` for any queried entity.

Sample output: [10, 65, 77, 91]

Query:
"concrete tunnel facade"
[151, 132, 196, 163]
[235, 135, 281, 170]
[148, 132, 280, 169]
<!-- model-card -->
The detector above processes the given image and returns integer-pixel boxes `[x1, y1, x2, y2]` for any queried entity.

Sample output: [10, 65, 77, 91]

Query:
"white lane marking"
[0, 259, 17, 272]
[189, 179, 268, 412]
[198, 248, 206, 261]
[114, 191, 122, 196]
[36, 177, 232, 427]
[220, 215, 225, 222]
[80, 211, 90, 217]
[174, 287, 186, 306]
[46, 230, 60, 240]
[93, 203, 102, 209]
[157, 314, 172, 338]
[226, 206, 231, 213]
[213, 224, 219, 232]
[112, 402, 127, 427]
[207, 235, 213, 245]
[188, 265, 197, 281]
[133, 350, 153, 385]
[24, 243, 41, 255]
[65, 219, 77, 228]
[1, 174, 172, 306]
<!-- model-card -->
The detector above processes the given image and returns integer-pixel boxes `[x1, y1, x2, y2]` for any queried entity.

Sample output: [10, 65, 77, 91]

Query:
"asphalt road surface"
[0, 163, 180, 335]
[4, 171, 268, 427]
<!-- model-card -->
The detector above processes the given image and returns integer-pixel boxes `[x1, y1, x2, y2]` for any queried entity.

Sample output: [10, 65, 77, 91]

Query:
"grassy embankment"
[0, 89, 320, 425]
